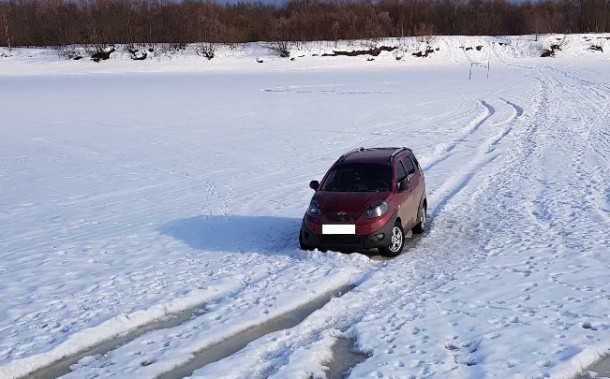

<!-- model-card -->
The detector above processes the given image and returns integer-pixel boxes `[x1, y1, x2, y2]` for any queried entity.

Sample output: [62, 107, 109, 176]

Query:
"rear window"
[321, 163, 391, 192]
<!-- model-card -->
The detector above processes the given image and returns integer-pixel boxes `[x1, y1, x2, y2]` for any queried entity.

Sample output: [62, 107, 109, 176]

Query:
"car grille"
[319, 235, 364, 245]
[325, 214, 357, 223]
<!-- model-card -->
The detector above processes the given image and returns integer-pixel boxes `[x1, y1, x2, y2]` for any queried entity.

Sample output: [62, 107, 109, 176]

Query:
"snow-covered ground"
[1, 35, 609, 379]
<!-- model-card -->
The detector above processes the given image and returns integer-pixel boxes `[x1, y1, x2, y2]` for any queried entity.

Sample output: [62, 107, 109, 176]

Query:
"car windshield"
[321, 163, 391, 192]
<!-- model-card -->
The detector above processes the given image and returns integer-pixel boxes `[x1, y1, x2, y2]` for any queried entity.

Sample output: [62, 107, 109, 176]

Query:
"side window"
[402, 157, 416, 176]
[395, 161, 407, 182]
[411, 155, 421, 171]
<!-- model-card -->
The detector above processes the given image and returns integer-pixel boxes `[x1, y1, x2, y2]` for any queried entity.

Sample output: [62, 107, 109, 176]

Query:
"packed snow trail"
[1, 48, 609, 379]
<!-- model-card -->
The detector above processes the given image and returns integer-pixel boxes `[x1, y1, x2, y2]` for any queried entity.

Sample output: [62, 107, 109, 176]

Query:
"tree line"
[1, 0, 609, 48]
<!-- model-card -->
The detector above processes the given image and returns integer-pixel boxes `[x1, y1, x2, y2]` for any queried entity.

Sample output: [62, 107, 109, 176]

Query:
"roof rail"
[338, 147, 365, 162]
[389, 147, 407, 162]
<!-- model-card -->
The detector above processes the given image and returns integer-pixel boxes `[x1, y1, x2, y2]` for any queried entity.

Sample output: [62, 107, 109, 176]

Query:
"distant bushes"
[0, 0, 609, 48]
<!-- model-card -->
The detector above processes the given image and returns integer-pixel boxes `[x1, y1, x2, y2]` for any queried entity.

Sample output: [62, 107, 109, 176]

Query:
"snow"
[0, 34, 609, 379]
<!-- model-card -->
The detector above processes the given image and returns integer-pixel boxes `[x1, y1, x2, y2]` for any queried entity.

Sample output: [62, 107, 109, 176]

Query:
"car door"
[394, 160, 415, 229]
[402, 155, 422, 224]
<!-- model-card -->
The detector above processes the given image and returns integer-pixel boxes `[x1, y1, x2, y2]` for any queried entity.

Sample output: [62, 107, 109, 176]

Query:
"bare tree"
[1, 5, 12, 50]
[270, 16, 291, 57]
[1, 0, 608, 48]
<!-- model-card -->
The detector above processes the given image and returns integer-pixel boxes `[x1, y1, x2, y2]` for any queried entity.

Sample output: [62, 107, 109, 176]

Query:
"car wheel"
[412, 204, 427, 234]
[299, 232, 313, 251]
[380, 222, 404, 257]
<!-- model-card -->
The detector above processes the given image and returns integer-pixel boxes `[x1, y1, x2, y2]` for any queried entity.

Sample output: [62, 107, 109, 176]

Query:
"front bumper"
[300, 215, 396, 252]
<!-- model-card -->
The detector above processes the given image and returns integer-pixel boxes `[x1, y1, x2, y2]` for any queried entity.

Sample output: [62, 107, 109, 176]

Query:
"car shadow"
[160, 214, 427, 259]
[159, 214, 302, 255]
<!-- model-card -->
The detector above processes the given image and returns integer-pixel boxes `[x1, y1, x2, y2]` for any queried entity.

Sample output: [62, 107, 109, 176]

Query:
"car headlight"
[364, 201, 388, 218]
[306, 200, 321, 218]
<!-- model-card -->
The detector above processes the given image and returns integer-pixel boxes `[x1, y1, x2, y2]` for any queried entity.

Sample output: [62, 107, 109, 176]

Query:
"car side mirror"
[398, 180, 410, 192]
[309, 180, 320, 190]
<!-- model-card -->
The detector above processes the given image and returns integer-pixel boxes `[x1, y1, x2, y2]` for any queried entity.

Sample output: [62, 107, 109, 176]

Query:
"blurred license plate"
[322, 224, 355, 234]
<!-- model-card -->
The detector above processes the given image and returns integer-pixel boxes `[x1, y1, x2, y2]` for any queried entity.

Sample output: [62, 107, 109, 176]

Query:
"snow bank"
[0, 34, 609, 76]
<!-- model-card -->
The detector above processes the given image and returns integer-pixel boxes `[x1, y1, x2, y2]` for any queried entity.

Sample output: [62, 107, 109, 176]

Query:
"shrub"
[197, 43, 215, 60]
[89, 46, 115, 62]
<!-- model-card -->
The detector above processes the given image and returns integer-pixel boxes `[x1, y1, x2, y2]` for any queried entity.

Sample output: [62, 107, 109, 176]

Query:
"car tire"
[299, 232, 313, 251]
[412, 204, 427, 234]
[379, 222, 404, 257]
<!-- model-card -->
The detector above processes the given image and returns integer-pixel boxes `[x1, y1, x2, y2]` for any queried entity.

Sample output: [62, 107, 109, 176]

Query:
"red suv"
[299, 147, 427, 256]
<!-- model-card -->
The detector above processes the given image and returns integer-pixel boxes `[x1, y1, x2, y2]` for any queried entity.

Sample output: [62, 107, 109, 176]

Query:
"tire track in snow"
[155, 284, 356, 379]
[474, 66, 610, 363]
[14, 217, 396, 379]
[185, 94, 527, 379]
[488, 75, 551, 247]
[336, 63, 610, 379]
[49, 270, 364, 379]
[542, 63, 610, 102]
[319, 97, 477, 154]
[183, 97, 529, 379]
[524, 65, 610, 247]
[33, 68, 532, 377]
[184, 245, 494, 379]
[424, 100, 494, 172]
[3, 258, 302, 379]
[0, 176, 238, 374]
[337, 70, 566, 379]
[429, 98, 523, 217]
[1, 119, 369, 379]
[545, 65, 610, 225]
[482, 98, 523, 153]
[3, 141, 366, 377]
[475, 74, 563, 254]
